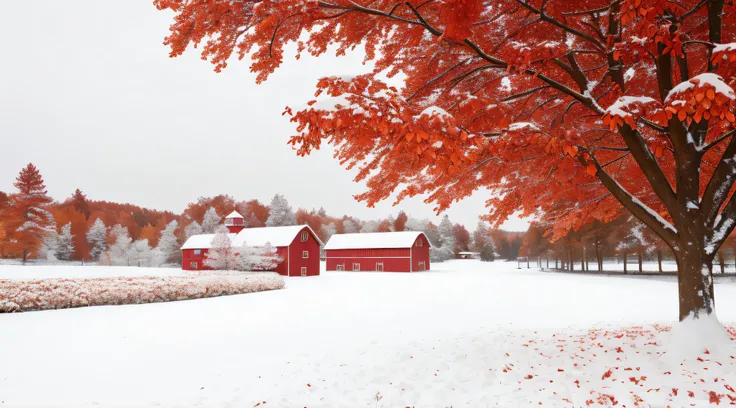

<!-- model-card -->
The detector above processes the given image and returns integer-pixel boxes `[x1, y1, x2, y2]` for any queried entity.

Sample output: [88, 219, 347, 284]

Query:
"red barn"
[324, 231, 431, 272]
[181, 215, 323, 276]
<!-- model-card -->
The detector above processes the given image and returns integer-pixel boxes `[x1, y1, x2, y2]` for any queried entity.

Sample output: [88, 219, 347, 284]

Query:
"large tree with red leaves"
[157, 0, 736, 323]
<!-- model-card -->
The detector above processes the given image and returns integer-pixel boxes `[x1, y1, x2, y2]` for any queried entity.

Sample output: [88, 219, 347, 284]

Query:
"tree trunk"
[568, 246, 574, 272]
[527, 257, 530, 269]
[718, 252, 725, 274]
[657, 249, 663, 273]
[555, 258, 558, 269]
[22, 249, 27, 264]
[675, 252, 715, 321]
[546, 254, 549, 270]
[623, 253, 627, 274]
[638, 251, 643, 273]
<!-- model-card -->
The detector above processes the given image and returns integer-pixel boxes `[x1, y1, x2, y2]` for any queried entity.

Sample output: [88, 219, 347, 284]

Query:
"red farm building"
[181, 212, 323, 276]
[324, 231, 431, 272]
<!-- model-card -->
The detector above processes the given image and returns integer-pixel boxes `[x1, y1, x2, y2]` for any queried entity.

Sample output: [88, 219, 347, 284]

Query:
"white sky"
[0, 1, 529, 231]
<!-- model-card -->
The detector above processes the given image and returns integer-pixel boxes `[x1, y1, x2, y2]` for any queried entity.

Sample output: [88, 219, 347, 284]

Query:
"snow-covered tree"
[265, 194, 296, 227]
[342, 218, 360, 234]
[55, 223, 75, 261]
[201, 207, 221, 234]
[5, 163, 55, 262]
[361, 220, 379, 233]
[184, 221, 203, 240]
[237, 241, 282, 271]
[109, 224, 133, 266]
[320, 222, 337, 258]
[473, 221, 496, 262]
[405, 217, 429, 232]
[204, 226, 237, 270]
[156, 220, 179, 264]
[86, 218, 107, 262]
[431, 215, 456, 262]
[39, 229, 59, 261]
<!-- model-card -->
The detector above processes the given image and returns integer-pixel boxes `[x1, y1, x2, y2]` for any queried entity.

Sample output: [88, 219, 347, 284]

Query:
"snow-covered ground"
[0, 260, 734, 407]
[0, 264, 185, 281]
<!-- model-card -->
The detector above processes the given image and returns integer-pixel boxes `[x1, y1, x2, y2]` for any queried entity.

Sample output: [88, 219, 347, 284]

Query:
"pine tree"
[184, 221, 203, 240]
[156, 220, 180, 264]
[109, 224, 133, 266]
[204, 226, 236, 270]
[70, 189, 91, 219]
[86, 218, 107, 262]
[55, 223, 75, 261]
[431, 215, 456, 262]
[265, 194, 296, 227]
[320, 222, 337, 258]
[201, 207, 221, 234]
[361, 220, 379, 233]
[7, 164, 55, 262]
[473, 220, 495, 262]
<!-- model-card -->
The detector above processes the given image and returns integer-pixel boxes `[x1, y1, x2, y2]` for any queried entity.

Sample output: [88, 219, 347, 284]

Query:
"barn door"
[376, 262, 384, 272]
[301, 267, 307, 276]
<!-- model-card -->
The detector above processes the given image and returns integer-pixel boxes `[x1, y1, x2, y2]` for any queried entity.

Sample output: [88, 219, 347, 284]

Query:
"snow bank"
[0, 273, 285, 312]
[661, 312, 735, 364]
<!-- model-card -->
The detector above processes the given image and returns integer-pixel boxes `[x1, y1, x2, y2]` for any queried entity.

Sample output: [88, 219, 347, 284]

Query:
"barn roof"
[225, 211, 243, 219]
[181, 225, 323, 250]
[324, 231, 431, 250]
[231, 225, 323, 247]
[181, 233, 237, 250]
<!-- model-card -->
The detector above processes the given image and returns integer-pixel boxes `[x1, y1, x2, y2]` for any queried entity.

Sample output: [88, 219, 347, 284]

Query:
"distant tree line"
[1, 163, 520, 265]
[520, 216, 736, 274]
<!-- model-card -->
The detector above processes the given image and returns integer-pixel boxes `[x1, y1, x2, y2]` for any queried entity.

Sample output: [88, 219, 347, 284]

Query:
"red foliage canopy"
[156, 0, 735, 243]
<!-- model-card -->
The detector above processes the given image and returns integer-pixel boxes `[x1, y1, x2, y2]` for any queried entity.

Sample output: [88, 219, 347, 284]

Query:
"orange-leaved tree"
[157, 0, 736, 323]
[5, 163, 55, 262]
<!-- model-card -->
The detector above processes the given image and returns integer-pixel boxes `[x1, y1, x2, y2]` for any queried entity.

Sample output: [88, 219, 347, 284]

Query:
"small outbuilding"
[324, 231, 431, 272]
[181, 215, 323, 276]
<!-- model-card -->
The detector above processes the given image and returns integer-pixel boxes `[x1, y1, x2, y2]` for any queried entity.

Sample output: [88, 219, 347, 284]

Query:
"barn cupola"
[224, 211, 245, 233]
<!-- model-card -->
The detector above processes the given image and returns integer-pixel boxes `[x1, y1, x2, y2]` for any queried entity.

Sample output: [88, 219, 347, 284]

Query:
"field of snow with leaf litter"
[1, 260, 735, 407]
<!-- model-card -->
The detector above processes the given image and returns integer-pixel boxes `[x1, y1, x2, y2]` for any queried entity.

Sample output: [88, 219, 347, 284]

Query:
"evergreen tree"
[7, 163, 55, 262]
[265, 194, 296, 227]
[156, 220, 179, 264]
[55, 223, 75, 261]
[70, 189, 91, 219]
[431, 215, 456, 262]
[86, 218, 107, 262]
[473, 220, 496, 262]
[109, 224, 133, 266]
[201, 207, 221, 234]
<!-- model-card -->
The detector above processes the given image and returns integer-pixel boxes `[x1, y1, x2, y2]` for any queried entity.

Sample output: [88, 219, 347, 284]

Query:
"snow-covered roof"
[225, 211, 243, 219]
[231, 225, 323, 247]
[181, 233, 237, 250]
[324, 231, 431, 250]
[182, 225, 324, 250]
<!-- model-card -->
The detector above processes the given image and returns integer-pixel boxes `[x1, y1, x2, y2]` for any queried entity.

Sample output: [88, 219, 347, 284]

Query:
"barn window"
[353, 263, 360, 272]
[376, 262, 384, 272]
[189, 262, 198, 270]
[416, 239, 423, 247]
[193, 249, 201, 255]
[300, 231, 309, 242]
[301, 267, 307, 276]
[302, 250, 309, 258]
[336, 264, 344, 271]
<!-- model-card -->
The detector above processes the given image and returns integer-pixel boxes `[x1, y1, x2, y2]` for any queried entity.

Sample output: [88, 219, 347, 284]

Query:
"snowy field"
[0, 264, 185, 281]
[0, 260, 735, 407]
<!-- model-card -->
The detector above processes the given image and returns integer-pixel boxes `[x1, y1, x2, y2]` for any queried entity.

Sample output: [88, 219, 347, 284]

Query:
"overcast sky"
[0, 1, 529, 231]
